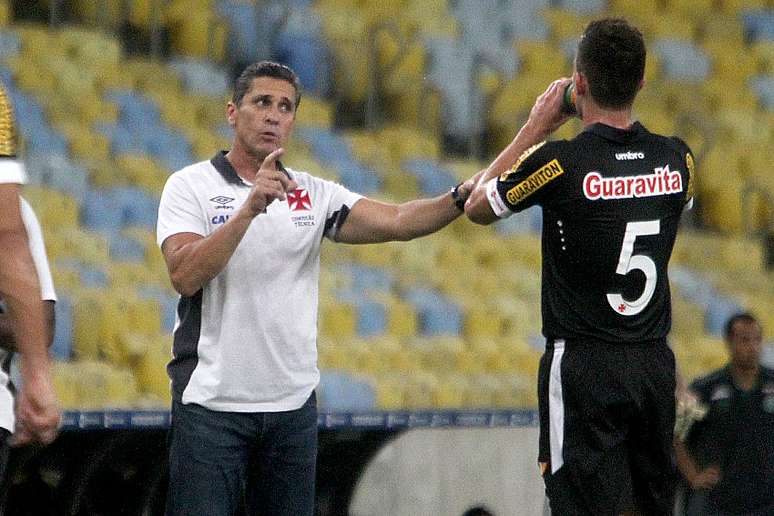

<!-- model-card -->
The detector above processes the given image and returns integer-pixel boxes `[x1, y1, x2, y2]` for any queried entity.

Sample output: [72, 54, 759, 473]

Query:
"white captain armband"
[486, 178, 512, 218]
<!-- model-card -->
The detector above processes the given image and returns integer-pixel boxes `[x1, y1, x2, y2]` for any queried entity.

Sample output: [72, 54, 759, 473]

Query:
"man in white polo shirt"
[157, 61, 477, 516]
[0, 85, 60, 453]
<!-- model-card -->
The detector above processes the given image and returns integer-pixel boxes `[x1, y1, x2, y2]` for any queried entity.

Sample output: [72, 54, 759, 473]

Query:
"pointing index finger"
[261, 148, 284, 171]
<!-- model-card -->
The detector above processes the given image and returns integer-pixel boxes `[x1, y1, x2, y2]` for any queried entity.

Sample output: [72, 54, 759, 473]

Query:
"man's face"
[228, 77, 297, 160]
[728, 320, 763, 370]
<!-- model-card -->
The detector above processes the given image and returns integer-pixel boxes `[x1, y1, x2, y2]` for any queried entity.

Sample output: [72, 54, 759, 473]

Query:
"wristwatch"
[450, 183, 467, 211]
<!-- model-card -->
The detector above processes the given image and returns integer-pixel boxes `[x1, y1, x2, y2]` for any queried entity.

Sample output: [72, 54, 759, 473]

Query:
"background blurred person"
[675, 313, 774, 516]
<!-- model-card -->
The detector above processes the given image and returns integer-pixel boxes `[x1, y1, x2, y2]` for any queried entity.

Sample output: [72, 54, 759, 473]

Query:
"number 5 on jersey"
[607, 220, 660, 316]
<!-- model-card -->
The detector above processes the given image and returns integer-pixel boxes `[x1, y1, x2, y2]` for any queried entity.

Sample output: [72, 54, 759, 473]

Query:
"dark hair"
[462, 506, 494, 516]
[724, 312, 760, 340]
[232, 61, 301, 109]
[576, 18, 646, 109]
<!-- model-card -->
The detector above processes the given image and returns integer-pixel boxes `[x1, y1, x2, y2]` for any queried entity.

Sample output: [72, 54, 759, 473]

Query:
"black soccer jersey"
[489, 122, 694, 343]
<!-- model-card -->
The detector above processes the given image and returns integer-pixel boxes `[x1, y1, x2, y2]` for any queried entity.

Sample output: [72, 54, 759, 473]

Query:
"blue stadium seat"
[704, 296, 744, 337]
[345, 264, 394, 292]
[317, 370, 376, 410]
[25, 154, 90, 203]
[750, 75, 774, 110]
[294, 127, 352, 165]
[742, 9, 774, 42]
[452, 0, 520, 79]
[559, 0, 606, 14]
[336, 159, 381, 195]
[51, 294, 73, 360]
[505, 0, 551, 40]
[273, 32, 331, 96]
[109, 234, 147, 262]
[423, 36, 485, 139]
[106, 89, 161, 127]
[0, 66, 13, 86]
[402, 159, 458, 196]
[82, 187, 159, 233]
[356, 300, 388, 337]
[169, 58, 230, 97]
[80, 266, 110, 288]
[140, 125, 194, 171]
[652, 39, 710, 82]
[495, 206, 543, 235]
[0, 31, 20, 59]
[111, 186, 160, 229]
[216, 0, 286, 62]
[404, 287, 463, 336]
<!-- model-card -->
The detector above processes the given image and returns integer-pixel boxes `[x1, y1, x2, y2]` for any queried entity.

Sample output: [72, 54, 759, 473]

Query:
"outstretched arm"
[334, 180, 474, 244]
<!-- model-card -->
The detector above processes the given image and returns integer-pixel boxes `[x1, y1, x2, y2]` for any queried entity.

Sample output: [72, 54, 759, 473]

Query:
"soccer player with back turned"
[466, 19, 694, 515]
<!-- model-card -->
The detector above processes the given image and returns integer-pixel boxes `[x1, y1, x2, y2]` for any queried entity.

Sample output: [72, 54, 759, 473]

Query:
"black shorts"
[537, 338, 677, 516]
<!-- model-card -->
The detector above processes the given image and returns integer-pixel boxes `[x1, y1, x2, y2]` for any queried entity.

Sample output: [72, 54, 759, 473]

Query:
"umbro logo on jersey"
[583, 165, 683, 201]
[287, 188, 312, 211]
[210, 196, 235, 210]
[615, 151, 645, 160]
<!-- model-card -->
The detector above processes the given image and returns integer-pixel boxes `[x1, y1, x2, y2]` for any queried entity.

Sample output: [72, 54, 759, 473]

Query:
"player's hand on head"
[245, 148, 299, 216]
[527, 78, 573, 138]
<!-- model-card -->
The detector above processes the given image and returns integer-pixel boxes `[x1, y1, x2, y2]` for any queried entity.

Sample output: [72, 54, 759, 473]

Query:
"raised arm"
[465, 78, 572, 225]
[334, 180, 474, 244]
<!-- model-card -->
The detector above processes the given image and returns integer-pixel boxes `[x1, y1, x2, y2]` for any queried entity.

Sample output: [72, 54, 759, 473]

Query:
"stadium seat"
[51, 294, 73, 360]
[0, 30, 20, 58]
[652, 39, 711, 82]
[318, 371, 376, 410]
[168, 57, 230, 97]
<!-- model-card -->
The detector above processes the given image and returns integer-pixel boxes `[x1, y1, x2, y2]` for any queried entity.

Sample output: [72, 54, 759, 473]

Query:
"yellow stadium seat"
[56, 124, 111, 163]
[433, 374, 468, 408]
[374, 373, 407, 409]
[10, 58, 57, 95]
[44, 227, 111, 265]
[165, 2, 228, 61]
[0, 0, 9, 26]
[114, 153, 170, 193]
[295, 96, 334, 128]
[379, 125, 441, 161]
[542, 8, 594, 42]
[71, 0, 124, 30]
[515, 41, 571, 80]
[718, 0, 767, 15]
[382, 86, 443, 133]
[132, 333, 173, 402]
[122, 58, 183, 92]
[319, 302, 357, 338]
[21, 186, 80, 229]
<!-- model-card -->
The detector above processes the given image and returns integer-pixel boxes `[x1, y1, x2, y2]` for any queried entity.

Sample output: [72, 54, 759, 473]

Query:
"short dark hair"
[576, 18, 646, 109]
[232, 61, 301, 109]
[723, 312, 760, 340]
